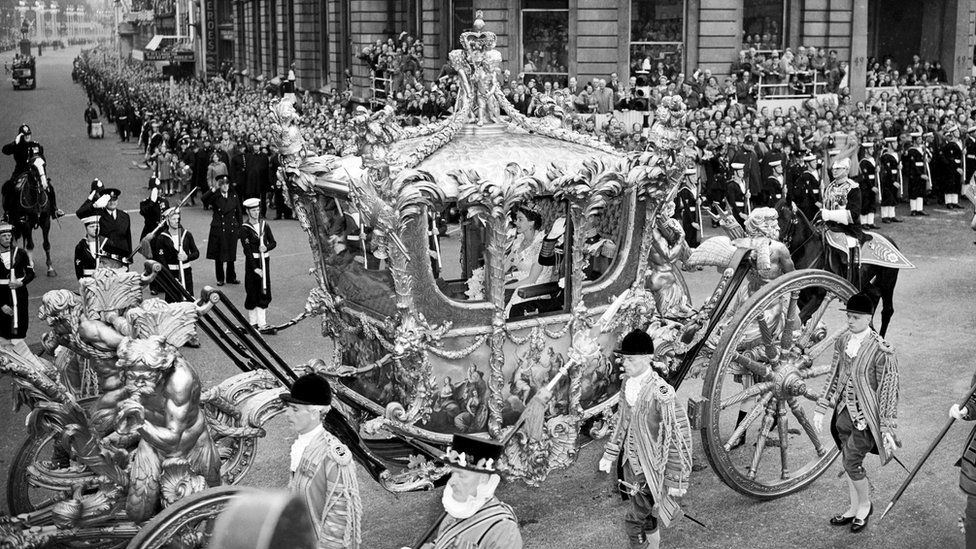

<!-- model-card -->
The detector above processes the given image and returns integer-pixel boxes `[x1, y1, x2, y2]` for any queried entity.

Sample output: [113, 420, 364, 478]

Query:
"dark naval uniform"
[76, 198, 133, 259]
[858, 156, 878, 220]
[151, 228, 199, 302]
[965, 134, 976, 186]
[673, 186, 700, 248]
[903, 146, 928, 200]
[879, 149, 901, 208]
[0, 246, 35, 339]
[725, 177, 750, 221]
[791, 167, 822, 221]
[240, 220, 276, 310]
[943, 139, 965, 197]
[201, 188, 241, 283]
[73, 236, 106, 279]
[139, 194, 170, 239]
[763, 174, 787, 206]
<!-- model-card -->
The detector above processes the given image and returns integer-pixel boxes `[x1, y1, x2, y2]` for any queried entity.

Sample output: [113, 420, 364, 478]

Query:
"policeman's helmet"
[18, 124, 31, 135]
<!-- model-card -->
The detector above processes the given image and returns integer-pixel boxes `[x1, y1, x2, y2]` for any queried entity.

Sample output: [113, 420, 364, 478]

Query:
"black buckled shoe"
[851, 504, 873, 533]
[829, 513, 855, 526]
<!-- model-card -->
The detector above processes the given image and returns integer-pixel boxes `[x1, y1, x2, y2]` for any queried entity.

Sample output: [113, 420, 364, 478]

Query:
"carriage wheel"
[701, 269, 856, 499]
[126, 486, 254, 549]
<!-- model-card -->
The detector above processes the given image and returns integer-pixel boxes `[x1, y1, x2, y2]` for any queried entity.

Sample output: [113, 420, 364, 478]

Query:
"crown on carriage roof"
[460, 10, 497, 54]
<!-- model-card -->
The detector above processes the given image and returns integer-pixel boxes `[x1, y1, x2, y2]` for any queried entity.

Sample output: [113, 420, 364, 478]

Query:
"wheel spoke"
[720, 381, 776, 410]
[747, 399, 778, 480]
[787, 397, 827, 456]
[797, 296, 836, 347]
[730, 351, 770, 378]
[780, 292, 800, 349]
[724, 393, 773, 451]
[776, 401, 790, 479]
[756, 316, 780, 361]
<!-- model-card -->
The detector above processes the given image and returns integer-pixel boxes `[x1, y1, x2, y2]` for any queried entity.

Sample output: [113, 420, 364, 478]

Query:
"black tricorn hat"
[443, 434, 504, 474]
[280, 372, 333, 406]
[618, 329, 655, 356]
[841, 293, 874, 315]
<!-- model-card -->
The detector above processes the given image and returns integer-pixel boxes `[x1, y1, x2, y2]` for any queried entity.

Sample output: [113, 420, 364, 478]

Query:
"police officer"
[790, 153, 821, 221]
[903, 132, 929, 216]
[1, 124, 45, 178]
[76, 183, 133, 258]
[726, 162, 750, 221]
[878, 137, 902, 223]
[858, 140, 879, 229]
[674, 167, 701, 248]
[73, 215, 105, 279]
[240, 198, 276, 333]
[152, 207, 199, 302]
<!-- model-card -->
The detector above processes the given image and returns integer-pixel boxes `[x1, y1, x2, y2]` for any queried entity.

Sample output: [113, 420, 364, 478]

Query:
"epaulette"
[324, 431, 354, 466]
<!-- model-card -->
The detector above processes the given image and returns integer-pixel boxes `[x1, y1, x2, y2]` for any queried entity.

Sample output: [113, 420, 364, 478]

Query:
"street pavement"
[1, 45, 976, 548]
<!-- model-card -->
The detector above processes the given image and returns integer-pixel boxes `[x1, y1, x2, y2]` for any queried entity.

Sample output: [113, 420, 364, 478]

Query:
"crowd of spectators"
[729, 46, 848, 97]
[867, 54, 948, 87]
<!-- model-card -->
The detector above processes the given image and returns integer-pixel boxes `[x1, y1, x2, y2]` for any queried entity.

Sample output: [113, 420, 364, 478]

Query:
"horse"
[776, 201, 899, 337]
[3, 154, 58, 276]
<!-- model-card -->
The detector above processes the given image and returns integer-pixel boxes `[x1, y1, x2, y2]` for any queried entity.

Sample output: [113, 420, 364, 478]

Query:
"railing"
[370, 70, 390, 107]
[756, 70, 828, 100]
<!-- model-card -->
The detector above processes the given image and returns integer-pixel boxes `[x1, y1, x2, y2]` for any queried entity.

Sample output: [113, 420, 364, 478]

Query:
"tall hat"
[618, 329, 655, 356]
[443, 434, 504, 474]
[148, 177, 161, 189]
[841, 292, 874, 316]
[243, 198, 261, 209]
[731, 162, 745, 170]
[280, 372, 333, 406]
[80, 215, 100, 226]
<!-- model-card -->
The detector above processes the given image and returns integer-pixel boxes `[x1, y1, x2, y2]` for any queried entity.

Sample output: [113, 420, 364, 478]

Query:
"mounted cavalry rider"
[820, 157, 870, 285]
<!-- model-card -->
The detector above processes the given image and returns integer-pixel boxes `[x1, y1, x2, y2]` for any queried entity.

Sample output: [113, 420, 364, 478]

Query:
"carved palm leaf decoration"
[125, 299, 199, 348]
[550, 159, 627, 219]
[79, 270, 144, 319]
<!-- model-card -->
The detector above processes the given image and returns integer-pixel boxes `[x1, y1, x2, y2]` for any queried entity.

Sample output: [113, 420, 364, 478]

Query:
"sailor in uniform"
[725, 162, 750, 221]
[858, 140, 879, 229]
[903, 132, 929, 217]
[763, 159, 787, 207]
[942, 123, 965, 210]
[151, 207, 199, 302]
[284, 372, 363, 549]
[240, 198, 276, 333]
[674, 167, 701, 248]
[73, 215, 105, 279]
[0, 222, 38, 366]
[76, 184, 133, 258]
[878, 137, 902, 223]
[411, 434, 523, 549]
[790, 153, 821, 221]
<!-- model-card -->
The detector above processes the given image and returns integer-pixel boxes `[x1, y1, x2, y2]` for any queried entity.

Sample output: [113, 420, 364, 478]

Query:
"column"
[945, 0, 971, 84]
[849, 0, 867, 101]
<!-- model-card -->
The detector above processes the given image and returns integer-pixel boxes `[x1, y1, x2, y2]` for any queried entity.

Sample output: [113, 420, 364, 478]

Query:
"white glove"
[667, 487, 686, 498]
[950, 404, 968, 420]
[812, 412, 824, 434]
[14, 134, 21, 144]
[150, 188, 158, 202]
[177, 251, 188, 261]
[547, 217, 566, 239]
[598, 456, 613, 473]
[93, 194, 111, 208]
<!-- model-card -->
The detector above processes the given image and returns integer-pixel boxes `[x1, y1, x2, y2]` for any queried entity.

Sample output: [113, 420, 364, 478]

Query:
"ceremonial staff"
[130, 188, 198, 263]
[880, 381, 976, 521]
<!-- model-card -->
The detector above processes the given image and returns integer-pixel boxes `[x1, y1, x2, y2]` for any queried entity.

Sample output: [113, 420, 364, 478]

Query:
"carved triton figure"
[115, 335, 221, 521]
[645, 199, 692, 317]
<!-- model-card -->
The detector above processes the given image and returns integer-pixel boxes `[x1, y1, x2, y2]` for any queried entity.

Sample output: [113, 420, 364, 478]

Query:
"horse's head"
[29, 155, 47, 189]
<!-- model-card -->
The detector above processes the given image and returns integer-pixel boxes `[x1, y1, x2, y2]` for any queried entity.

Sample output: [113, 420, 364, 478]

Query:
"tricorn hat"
[841, 292, 874, 316]
[280, 372, 333, 406]
[618, 329, 655, 356]
[443, 434, 504, 474]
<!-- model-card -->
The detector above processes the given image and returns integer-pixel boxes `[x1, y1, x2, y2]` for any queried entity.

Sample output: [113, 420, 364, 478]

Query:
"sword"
[616, 479, 708, 529]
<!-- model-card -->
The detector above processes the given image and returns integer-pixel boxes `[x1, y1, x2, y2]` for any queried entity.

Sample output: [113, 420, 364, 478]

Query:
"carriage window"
[504, 197, 571, 320]
[580, 194, 628, 286]
[318, 196, 399, 318]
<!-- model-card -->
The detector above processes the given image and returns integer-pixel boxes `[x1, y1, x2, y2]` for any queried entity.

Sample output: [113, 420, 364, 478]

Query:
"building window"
[521, 0, 569, 85]
[629, 0, 684, 86]
[742, 0, 785, 52]
[450, 0, 474, 50]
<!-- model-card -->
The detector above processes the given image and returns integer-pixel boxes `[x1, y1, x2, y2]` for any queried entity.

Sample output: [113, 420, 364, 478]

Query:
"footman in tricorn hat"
[410, 433, 523, 549]
[813, 292, 899, 534]
[283, 372, 362, 549]
[599, 329, 693, 549]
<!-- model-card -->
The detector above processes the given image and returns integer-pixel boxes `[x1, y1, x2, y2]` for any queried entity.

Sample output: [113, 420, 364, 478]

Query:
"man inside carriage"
[1, 124, 62, 229]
